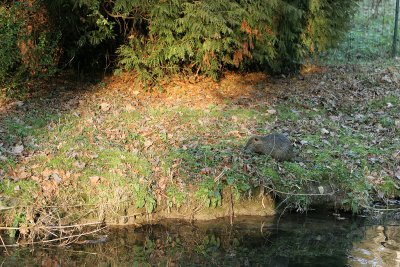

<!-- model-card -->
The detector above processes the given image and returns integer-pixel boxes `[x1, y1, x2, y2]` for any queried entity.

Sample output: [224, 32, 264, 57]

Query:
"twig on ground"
[0, 234, 9, 255]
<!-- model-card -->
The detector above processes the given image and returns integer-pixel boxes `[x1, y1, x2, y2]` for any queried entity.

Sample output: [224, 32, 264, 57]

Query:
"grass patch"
[0, 179, 38, 205]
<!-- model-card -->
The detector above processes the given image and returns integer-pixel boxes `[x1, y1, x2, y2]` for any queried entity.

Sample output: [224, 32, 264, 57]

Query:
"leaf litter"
[0, 64, 398, 228]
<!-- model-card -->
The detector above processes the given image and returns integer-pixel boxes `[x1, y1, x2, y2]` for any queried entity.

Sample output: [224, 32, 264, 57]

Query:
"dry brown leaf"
[41, 168, 53, 179]
[100, 102, 111, 111]
[144, 139, 153, 149]
[89, 176, 101, 185]
[200, 167, 212, 175]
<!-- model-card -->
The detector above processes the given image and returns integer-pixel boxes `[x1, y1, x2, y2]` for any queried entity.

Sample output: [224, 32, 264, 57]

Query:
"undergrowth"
[320, 0, 396, 63]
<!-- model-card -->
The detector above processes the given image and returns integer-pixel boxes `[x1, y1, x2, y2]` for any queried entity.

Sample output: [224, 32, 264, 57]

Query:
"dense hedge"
[0, 1, 60, 85]
[1, 0, 359, 84]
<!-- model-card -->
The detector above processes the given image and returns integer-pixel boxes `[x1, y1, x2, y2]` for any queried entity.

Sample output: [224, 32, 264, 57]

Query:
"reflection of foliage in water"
[1, 214, 369, 266]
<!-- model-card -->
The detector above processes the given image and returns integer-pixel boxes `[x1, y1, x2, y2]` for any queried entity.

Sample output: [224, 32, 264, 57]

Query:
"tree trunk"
[392, 0, 400, 57]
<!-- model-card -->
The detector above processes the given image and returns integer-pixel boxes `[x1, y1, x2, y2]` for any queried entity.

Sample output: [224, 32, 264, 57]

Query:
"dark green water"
[1, 212, 399, 266]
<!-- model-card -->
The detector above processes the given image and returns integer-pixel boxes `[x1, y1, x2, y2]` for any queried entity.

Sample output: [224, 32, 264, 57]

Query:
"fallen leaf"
[322, 139, 331, 146]
[300, 140, 308, 145]
[144, 139, 153, 149]
[51, 173, 62, 184]
[320, 128, 330, 135]
[381, 75, 392, 83]
[200, 167, 212, 175]
[42, 168, 53, 179]
[89, 176, 101, 185]
[100, 102, 111, 111]
[18, 171, 30, 180]
[395, 167, 400, 180]
[158, 176, 168, 191]
[318, 186, 324, 194]
[41, 180, 58, 195]
[125, 104, 135, 111]
[73, 161, 86, 169]
[11, 145, 24, 155]
[15, 101, 24, 108]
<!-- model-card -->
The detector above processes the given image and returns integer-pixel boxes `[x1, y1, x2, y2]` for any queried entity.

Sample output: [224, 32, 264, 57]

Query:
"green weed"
[196, 177, 222, 208]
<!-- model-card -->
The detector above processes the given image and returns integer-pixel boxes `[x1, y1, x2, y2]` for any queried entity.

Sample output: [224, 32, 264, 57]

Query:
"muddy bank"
[104, 190, 276, 226]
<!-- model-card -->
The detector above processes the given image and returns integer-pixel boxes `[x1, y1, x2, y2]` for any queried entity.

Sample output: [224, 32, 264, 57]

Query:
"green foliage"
[131, 182, 156, 213]
[41, 0, 358, 82]
[0, 0, 359, 84]
[196, 177, 222, 208]
[28, 31, 61, 77]
[379, 177, 399, 198]
[166, 185, 186, 209]
[10, 213, 26, 238]
[0, 2, 61, 89]
[321, 0, 395, 62]
[0, 4, 23, 82]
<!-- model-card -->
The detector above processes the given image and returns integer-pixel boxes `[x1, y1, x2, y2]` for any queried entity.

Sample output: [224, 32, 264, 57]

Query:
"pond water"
[1, 212, 399, 266]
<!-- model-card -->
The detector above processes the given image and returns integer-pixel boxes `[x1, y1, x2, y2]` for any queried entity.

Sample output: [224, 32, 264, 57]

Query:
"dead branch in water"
[0, 221, 103, 231]
[0, 221, 106, 247]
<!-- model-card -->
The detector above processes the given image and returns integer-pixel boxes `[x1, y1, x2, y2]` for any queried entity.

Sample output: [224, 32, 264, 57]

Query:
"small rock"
[14, 185, 21, 191]
[267, 109, 277, 115]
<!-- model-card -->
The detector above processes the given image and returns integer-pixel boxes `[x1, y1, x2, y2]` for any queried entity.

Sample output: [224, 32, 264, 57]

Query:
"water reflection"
[1, 213, 399, 266]
[349, 223, 400, 267]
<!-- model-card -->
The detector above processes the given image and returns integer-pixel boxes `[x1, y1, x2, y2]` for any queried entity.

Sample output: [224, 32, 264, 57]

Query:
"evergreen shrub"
[2, 0, 359, 85]
[110, 0, 359, 82]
